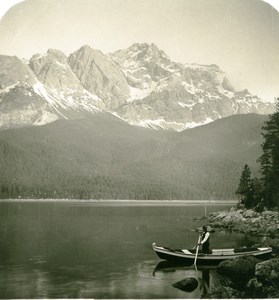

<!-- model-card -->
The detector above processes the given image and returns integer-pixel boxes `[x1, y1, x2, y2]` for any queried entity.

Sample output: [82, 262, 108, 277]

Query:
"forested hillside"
[0, 113, 267, 200]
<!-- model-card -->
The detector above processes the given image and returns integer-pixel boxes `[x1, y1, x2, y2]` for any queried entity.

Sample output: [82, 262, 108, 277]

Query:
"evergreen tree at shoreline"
[236, 164, 252, 207]
[237, 98, 279, 210]
[258, 99, 279, 209]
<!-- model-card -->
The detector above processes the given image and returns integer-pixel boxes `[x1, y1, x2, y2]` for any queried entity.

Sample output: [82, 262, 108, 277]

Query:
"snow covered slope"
[111, 43, 274, 130]
[0, 44, 275, 130]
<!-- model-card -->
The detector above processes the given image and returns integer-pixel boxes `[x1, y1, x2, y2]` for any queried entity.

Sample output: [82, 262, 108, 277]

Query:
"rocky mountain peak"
[29, 49, 68, 74]
[74, 44, 95, 55]
[111, 45, 274, 130]
[111, 42, 180, 94]
[47, 49, 68, 63]
[29, 48, 81, 91]
[112, 42, 175, 71]
[68, 45, 105, 66]
[127, 42, 169, 61]
[68, 45, 129, 110]
[0, 55, 37, 89]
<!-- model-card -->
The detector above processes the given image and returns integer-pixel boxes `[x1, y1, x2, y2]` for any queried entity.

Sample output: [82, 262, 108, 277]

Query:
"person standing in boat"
[199, 225, 210, 254]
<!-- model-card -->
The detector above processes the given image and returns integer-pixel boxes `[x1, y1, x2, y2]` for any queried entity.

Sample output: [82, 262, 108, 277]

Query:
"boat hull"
[152, 243, 272, 265]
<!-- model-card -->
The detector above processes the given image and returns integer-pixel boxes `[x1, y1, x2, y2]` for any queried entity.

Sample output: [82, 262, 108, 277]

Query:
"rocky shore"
[209, 207, 279, 249]
[206, 207, 279, 298]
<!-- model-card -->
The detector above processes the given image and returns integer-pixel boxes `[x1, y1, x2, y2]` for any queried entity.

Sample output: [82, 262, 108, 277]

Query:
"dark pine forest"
[0, 113, 267, 200]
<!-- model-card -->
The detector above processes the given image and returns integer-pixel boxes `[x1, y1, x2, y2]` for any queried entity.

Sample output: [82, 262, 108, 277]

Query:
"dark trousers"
[202, 242, 210, 254]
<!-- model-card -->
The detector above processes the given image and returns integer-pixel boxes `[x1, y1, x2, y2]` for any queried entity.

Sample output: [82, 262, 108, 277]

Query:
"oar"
[193, 234, 201, 268]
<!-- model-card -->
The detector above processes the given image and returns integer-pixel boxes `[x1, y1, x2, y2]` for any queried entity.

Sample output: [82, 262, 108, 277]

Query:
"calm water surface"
[0, 201, 259, 298]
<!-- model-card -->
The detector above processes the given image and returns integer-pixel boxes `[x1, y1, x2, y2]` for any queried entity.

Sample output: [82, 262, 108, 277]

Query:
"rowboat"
[152, 242, 272, 265]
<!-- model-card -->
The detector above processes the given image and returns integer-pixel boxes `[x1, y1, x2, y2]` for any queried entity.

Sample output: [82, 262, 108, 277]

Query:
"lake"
[0, 200, 258, 298]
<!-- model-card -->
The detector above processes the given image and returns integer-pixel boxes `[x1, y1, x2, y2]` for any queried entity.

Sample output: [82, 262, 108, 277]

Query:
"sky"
[0, 0, 278, 101]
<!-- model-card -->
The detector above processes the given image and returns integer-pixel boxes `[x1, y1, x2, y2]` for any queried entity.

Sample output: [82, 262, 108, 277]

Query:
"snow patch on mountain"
[33, 82, 68, 118]
[184, 117, 214, 129]
[33, 110, 59, 126]
[133, 118, 186, 131]
[127, 81, 157, 102]
[129, 116, 214, 131]
[33, 82, 56, 106]
[177, 101, 195, 108]
[33, 81, 103, 116]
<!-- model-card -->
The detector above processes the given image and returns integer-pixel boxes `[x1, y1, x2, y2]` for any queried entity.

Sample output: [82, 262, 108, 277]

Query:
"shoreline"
[208, 206, 279, 237]
[0, 198, 238, 205]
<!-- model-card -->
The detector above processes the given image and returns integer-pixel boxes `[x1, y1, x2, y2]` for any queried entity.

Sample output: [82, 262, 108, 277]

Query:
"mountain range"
[0, 43, 274, 131]
[0, 42, 273, 200]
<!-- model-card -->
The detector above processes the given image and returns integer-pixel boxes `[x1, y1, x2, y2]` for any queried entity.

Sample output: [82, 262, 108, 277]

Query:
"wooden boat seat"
[212, 248, 234, 255]
[181, 249, 192, 254]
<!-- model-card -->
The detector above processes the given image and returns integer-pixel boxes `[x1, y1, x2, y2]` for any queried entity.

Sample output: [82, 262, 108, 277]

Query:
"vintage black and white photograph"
[0, 0, 278, 298]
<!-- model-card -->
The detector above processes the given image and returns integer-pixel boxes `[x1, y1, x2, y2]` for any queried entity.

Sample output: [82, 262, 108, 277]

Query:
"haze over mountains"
[0, 43, 274, 131]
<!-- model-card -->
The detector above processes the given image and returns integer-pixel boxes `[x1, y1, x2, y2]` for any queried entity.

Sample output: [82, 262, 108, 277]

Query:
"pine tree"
[258, 98, 279, 208]
[236, 164, 252, 208]
[250, 177, 264, 211]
